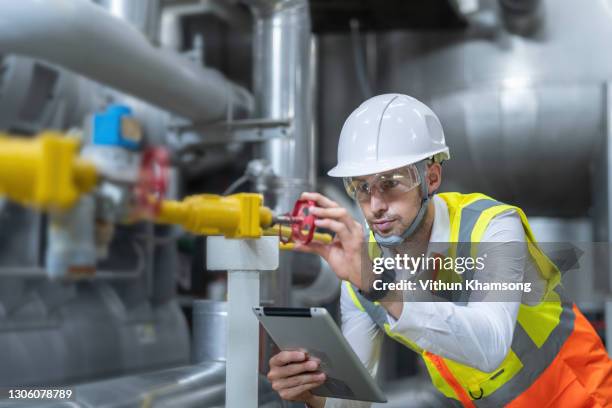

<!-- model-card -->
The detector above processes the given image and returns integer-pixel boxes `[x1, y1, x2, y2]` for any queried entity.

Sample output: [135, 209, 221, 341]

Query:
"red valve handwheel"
[135, 147, 170, 217]
[279, 199, 317, 245]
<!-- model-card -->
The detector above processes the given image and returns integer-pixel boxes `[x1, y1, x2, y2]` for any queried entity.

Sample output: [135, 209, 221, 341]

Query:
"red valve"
[134, 147, 170, 217]
[279, 199, 317, 245]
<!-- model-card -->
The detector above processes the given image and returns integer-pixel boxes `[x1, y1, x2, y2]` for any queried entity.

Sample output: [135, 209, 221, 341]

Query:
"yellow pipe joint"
[156, 193, 273, 238]
[0, 132, 98, 211]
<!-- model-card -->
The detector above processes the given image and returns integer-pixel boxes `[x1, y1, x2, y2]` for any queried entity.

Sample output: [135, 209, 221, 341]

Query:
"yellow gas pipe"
[0, 132, 333, 246]
[0, 132, 98, 211]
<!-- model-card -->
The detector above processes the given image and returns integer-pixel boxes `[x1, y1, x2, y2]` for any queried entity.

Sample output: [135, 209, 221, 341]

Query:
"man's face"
[350, 167, 424, 237]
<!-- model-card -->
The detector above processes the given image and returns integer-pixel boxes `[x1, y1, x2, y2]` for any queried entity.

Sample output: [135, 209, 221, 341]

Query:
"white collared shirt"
[323, 194, 542, 408]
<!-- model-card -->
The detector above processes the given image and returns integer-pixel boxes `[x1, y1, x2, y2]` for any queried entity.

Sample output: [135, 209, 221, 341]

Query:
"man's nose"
[369, 189, 388, 214]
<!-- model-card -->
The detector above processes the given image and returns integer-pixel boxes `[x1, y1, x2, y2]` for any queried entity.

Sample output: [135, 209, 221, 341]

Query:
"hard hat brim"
[327, 148, 449, 178]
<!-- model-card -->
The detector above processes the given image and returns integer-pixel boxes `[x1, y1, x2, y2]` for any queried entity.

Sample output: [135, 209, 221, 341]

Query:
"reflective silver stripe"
[473, 288, 575, 407]
[455, 199, 504, 304]
[350, 283, 388, 329]
[457, 199, 504, 243]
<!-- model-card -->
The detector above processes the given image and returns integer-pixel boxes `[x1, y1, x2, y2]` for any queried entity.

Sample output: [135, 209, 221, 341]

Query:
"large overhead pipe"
[0, 0, 253, 123]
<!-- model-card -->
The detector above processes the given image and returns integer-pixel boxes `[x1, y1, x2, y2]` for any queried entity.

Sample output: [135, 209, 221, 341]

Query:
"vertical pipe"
[251, 0, 315, 307]
[192, 300, 228, 363]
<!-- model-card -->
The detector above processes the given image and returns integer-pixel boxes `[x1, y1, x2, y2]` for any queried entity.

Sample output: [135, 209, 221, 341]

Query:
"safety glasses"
[343, 164, 422, 202]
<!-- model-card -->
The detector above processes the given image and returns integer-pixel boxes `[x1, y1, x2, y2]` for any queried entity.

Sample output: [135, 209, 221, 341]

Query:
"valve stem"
[272, 215, 304, 225]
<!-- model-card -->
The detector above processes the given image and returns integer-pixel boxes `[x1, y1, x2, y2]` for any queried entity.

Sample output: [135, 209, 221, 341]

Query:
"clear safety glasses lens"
[343, 164, 422, 202]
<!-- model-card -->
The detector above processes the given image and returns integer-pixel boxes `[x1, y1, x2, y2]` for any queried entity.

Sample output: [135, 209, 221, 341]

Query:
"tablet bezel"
[253, 306, 387, 403]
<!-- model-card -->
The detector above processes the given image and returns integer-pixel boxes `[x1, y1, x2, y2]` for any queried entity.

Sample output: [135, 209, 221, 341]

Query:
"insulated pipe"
[248, 0, 315, 308]
[0, 0, 254, 123]
[250, 0, 315, 211]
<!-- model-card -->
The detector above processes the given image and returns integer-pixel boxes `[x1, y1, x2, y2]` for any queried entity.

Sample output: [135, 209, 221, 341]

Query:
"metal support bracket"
[171, 118, 292, 146]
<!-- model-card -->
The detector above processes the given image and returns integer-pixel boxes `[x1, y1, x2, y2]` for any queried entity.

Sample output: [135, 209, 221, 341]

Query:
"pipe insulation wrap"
[0, 0, 253, 123]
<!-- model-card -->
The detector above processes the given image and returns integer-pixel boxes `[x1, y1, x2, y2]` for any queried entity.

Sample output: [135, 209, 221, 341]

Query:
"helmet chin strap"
[374, 161, 431, 248]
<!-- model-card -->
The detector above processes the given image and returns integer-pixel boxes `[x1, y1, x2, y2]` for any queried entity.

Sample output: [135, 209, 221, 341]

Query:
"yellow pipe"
[263, 225, 333, 249]
[156, 193, 274, 238]
[0, 132, 331, 246]
[0, 132, 97, 211]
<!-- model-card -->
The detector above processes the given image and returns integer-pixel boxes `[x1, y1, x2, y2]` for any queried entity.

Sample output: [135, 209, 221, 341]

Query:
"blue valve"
[92, 104, 142, 150]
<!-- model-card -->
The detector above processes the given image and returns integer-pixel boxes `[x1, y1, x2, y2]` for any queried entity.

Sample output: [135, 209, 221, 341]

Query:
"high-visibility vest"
[347, 192, 612, 407]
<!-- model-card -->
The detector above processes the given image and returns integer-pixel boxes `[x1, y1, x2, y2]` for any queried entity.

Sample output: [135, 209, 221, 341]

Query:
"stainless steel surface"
[0, 0, 253, 123]
[0, 55, 102, 134]
[0, 363, 283, 407]
[173, 118, 292, 146]
[292, 257, 341, 307]
[96, 0, 161, 43]
[319, 0, 612, 217]
[252, 0, 316, 209]
[249, 0, 316, 312]
[192, 300, 227, 363]
[0, 208, 190, 386]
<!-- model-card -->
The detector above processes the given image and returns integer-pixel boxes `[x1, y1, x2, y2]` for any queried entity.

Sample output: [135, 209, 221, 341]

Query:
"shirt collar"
[426, 194, 451, 257]
[429, 194, 450, 243]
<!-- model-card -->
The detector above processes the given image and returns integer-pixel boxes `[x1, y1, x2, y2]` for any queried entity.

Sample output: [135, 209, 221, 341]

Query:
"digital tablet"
[253, 306, 387, 403]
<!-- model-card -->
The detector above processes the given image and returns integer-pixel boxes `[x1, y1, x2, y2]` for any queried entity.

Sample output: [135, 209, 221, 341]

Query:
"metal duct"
[0, 0, 253, 123]
[248, 0, 315, 309]
[251, 0, 316, 213]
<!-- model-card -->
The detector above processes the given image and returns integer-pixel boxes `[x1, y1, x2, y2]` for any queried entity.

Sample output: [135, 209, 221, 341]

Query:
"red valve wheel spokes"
[290, 199, 316, 244]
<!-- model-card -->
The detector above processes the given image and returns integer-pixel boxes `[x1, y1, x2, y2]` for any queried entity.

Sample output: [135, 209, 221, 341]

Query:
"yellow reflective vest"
[346, 192, 574, 407]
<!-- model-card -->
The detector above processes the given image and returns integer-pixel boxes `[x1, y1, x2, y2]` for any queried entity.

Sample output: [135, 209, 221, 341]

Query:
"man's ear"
[427, 163, 442, 194]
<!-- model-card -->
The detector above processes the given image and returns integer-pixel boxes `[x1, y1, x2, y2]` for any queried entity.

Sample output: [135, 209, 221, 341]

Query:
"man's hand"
[294, 192, 369, 290]
[267, 350, 326, 407]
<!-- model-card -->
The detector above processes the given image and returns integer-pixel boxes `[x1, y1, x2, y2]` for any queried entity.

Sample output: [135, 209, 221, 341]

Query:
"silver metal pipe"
[248, 0, 315, 312]
[96, 0, 161, 43]
[252, 0, 316, 211]
[192, 300, 227, 364]
[54, 362, 282, 407]
[242, 2, 316, 388]
[0, 0, 254, 123]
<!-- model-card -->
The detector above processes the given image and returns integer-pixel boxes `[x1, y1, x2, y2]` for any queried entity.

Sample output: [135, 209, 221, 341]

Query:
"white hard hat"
[328, 94, 450, 177]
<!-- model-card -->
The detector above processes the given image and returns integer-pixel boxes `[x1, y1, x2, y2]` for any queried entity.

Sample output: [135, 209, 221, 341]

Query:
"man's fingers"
[267, 359, 319, 381]
[269, 351, 306, 368]
[300, 192, 339, 209]
[272, 372, 326, 392]
[278, 379, 326, 401]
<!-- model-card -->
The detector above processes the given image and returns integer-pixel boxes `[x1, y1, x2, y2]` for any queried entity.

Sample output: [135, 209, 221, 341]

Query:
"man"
[266, 94, 612, 407]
